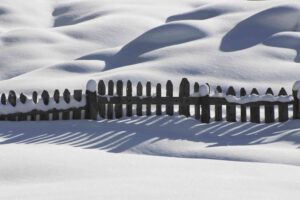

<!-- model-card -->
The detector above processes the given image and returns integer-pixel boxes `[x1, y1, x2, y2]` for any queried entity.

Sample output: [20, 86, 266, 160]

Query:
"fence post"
[126, 80, 133, 117]
[52, 90, 60, 120]
[62, 89, 71, 120]
[115, 80, 123, 119]
[226, 87, 236, 122]
[18, 93, 27, 121]
[278, 88, 288, 122]
[292, 84, 300, 119]
[201, 84, 210, 123]
[41, 90, 50, 120]
[194, 82, 200, 120]
[7, 91, 17, 121]
[250, 88, 260, 123]
[73, 90, 82, 120]
[215, 86, 222, 121]
[31, 91, 38, 121]
[85, 80, 98, 120]
[179, 78, 190, 117]
[166, 80, 174, 116]
[265, 88, 275, 123]
[156, 83, 162, 115]
[146, 82, 151, 116]
[136, 82, 143, 116]
[107, 80, 114, 119]
[240, 88, 247, 122]
[98, 80, 106, 118]
[0, 94, 6, 120]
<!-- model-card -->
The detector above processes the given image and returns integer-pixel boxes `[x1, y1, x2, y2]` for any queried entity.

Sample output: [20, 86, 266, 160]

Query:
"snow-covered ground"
[1, 0, 300, 199]
[1, 118, 300, 200]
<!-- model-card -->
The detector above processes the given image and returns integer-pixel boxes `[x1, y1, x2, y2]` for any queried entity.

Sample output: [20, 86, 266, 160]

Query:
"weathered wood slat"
[179, 78, 190, 117]
[136, 82, 143, 116]
[293, 90, 299, 119]
[156, 83, 162, 115]
[31, 91, 38, 121]
[214, 86, 222, 121]
[126, 80, 133, 117]
[73, 90, 82, 120]
[115, 80, 123, 119]
[166, 80, 174, 116]
[107, 80, 114, 119]
[53, 90, 60, 120]
[194, 82, 200, 120]
[62, 89, 71, 120]
[0, 93, 6, 120]
[265, 88, 275, 123]
[146, 82, 151, 116]
[226, 87, 236, 122]
[278, 88, 288, 122]
[18, 93, 27, 121]
[98, 80, 106, 118]
[40, 90, 50, 120]
[250, 88, 260, 123]
[240, 88, 247, 122]
[7, 91, 17, 121]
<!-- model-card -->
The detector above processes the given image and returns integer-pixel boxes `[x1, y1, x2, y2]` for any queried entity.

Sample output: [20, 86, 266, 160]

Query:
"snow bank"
[0, 96, 85, 115]
[225, 94, 293, 104]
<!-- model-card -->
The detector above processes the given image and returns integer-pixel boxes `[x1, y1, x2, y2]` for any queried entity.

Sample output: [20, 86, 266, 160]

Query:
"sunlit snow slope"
[0, 0, 300, 93]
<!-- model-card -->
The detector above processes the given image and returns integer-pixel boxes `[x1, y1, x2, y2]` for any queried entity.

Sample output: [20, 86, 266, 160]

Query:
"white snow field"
[1, 0, 300, 199]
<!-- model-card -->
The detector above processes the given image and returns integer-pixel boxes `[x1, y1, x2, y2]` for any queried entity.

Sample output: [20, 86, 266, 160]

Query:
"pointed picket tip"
[20, 93, 27, 104]
[32, 91, 38, 104]
[226, 86, 236, 95]
[98, 80, 106, 95]
[194, 82, 200, 92]
[240, 88, 246, 96]
[63, 89, 71, 103]
[41, 90, 50, 105]
[251, 88, 259, 95]
[265, 88, 274, 95]
[216, 85, 222, 93]
[278, 87, 287, 96]
[1, 93, 6, 105]
[54, 89, 60, 103]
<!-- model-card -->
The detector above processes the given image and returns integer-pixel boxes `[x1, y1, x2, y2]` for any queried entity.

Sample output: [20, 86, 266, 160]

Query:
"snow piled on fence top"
[0, 0, 300, 93]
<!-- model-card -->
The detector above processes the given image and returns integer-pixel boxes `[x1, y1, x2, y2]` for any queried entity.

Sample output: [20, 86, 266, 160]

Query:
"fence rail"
[0, 78, 299, 123]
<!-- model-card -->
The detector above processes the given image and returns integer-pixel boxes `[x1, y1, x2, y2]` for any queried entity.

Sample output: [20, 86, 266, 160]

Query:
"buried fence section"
[249, 88, 260, 123]
[265, 88, 275, 123]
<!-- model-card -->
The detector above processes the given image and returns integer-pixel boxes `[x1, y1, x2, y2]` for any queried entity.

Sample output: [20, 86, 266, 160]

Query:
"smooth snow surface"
[0, 0, 300, 93]
[0, 118, 300, 199]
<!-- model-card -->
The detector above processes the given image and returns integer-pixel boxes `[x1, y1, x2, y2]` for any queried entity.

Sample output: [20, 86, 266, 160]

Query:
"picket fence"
[0, 78, 299, 123]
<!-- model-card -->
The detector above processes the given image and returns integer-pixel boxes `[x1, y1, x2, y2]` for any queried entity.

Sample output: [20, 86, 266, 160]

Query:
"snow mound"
[221, 4, 300, 51]
[107, 22, 208, 68]
[167, 2, 245, 22]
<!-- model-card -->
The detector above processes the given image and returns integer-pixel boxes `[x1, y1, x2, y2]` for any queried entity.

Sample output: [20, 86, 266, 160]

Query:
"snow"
[1, 0, 300, 199]
[0, 0, 299, 93]
[225, 94, 293, 104]
[0, 95, 85, 115]
[0, 118, 300, 199]
[192, 84, 210, 97]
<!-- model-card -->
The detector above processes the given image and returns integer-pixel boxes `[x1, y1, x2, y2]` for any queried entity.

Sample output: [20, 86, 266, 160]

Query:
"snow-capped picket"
[292, 80, 300, 98]
[86, 79, 97, 92]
